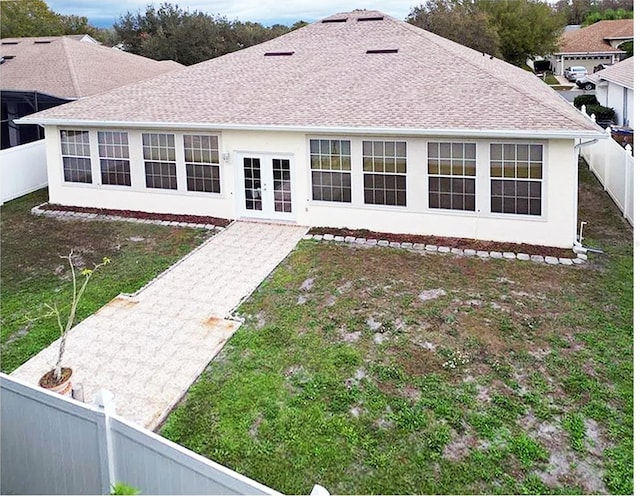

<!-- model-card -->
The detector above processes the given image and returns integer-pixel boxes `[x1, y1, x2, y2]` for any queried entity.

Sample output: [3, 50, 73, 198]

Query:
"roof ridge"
[61, 37, 82, 98]
[390, 16, 595, 129]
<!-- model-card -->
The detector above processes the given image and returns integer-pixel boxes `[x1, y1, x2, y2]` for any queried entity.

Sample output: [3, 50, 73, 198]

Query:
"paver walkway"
[11, 221, 308, 429]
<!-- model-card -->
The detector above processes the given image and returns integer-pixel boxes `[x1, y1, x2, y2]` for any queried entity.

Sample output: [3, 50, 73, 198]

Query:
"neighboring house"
[19, 10, 605, 248]
[64, 34, 100, 44]
[552, 19, 633, 76]
[0, 36, 184, 149]
[590, 57, 634, 128]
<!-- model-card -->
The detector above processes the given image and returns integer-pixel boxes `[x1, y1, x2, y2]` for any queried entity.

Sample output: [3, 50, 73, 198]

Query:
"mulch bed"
[308, 227, 575, 258]
[40, 204, 232, 228]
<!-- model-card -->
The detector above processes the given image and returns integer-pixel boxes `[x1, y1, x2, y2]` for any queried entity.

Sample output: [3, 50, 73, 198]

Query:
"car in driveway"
[564, 66, 588, 82]
[575, 77, 595, 90]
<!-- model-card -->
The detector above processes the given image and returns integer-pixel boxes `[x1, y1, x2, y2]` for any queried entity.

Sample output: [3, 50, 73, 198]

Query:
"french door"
[239, 154, 294, 220]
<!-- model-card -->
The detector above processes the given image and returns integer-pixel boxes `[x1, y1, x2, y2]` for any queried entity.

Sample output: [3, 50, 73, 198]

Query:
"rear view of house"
[20, 10, 605, 248]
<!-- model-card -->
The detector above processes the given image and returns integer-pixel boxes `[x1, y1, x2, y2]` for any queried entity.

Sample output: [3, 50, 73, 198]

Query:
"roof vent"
[358, 16, 384, 22]
[322, 18, 347, 23]
[2, 41, 19, 45]
[264, 51, 294, 57]
[366, 49, 398, 54]
[34, 40, 52, 44]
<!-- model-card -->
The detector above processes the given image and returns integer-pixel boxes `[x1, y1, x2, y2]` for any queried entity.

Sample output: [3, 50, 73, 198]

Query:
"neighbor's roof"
[592, 57, 634, 89]
[558, 19, 633, 54]
[20, 11, 603, 138]
[0, 36, 184, 99]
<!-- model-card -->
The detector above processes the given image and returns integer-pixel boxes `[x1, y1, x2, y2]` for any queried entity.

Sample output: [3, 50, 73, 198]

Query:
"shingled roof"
[21, 11, 602, 138]
[0, 36, 184, 99]
[591, 57, 634, 89]
[558, 19, 633, 54]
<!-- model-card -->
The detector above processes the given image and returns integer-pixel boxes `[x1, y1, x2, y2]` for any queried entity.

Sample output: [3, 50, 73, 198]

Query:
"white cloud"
[47, 0, 418, 26]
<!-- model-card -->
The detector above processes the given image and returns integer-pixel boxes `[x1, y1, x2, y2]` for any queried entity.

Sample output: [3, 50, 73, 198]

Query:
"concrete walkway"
[11, 221, 308, 429]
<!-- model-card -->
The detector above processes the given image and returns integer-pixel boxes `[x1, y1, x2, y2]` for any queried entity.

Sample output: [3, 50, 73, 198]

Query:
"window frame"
[362, 139, 407, 207]
[142, 132, 178, 191]
[183, 134, 222, 195]
[309, 138, 352, 204]
[489, 142, 545, 217]
[426, 141, 477, 213]
[59, 129, 93, 184]
[97, 130, 131, 187]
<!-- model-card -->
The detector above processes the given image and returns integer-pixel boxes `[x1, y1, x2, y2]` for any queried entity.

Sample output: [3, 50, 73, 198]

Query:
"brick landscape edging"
[303, 233, 588, 266]
[31, 203, 226, 231]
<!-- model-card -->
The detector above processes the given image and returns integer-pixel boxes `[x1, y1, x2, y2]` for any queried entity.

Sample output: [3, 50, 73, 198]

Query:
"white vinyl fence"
[579, 129, 634, 226]
[0, 373, 284, 495]
[0, 139, 47, 205]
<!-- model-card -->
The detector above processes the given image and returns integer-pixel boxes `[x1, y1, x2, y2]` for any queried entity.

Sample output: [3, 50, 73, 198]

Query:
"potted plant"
[38, 251, 110, 396]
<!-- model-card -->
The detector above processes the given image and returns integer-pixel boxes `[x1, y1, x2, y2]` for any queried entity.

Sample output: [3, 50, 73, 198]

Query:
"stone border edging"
[30, 203, 226, 231]
[303, 233, 588, 266]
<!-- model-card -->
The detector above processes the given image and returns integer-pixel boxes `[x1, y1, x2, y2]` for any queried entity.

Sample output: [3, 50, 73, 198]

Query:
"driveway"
[11, 220, 308, 429]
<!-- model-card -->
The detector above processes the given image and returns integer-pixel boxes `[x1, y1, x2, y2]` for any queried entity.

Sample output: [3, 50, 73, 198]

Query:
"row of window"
[60, 130, 221, 193]
[309, 139, 543, 216]
[60, 131, 543, 217]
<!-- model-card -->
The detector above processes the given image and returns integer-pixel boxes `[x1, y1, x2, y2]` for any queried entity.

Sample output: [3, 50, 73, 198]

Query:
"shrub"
[573, 94, 598, 109]
[585, 104, 616, 123]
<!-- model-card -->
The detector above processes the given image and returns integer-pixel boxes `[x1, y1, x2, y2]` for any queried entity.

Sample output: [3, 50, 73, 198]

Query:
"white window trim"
[426, 140, 478, 214]
[307, 137, 354, 205]
[487, 141, 546, 219]
[362, 139, 408, 208]
[59, 128, 94, 187]
[57, 128, 226, 198]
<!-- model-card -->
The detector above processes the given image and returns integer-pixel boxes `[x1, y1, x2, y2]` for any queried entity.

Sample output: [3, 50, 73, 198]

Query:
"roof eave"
[15, 117, 607, 140]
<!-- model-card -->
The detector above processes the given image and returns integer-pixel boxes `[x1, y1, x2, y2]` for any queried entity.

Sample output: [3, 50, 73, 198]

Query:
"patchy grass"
[1, 189, 211, 372]
[161, 160, 630, 494]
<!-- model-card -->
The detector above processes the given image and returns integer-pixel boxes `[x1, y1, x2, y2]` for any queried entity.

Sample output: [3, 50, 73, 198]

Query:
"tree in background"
[476, 0, 564, 66]
[407, 0, 502, 57]
[553, 0, 633, 25]
[0, 0, 64, 37]
[1, 0, 113, 43]
[408, 0, 564, 66]
[114, 3, 305, 65]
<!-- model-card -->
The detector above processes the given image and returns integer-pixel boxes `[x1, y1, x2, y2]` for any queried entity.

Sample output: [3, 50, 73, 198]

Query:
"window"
[427, 142, 476, 211]
[184, 135, 220, 193]
[490, 144, 542, 215]
[310, 139, 351, 202]
[60, 130, 92, 183]
[363, 140, 406, 206]
[98, 131, 130, 186]
[142, 133, 177, 190]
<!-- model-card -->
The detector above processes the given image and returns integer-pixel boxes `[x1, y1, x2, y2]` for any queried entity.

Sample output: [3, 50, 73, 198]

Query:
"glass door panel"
[272, 158, 292, 213]
[243, 157, 262, 211]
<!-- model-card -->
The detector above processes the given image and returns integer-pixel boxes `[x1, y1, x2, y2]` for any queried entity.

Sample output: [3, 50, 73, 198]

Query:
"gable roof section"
[20, 11, 602, 138]
[558, 19, 633, 54]
[592, 57, 634, 89]
[0, 36, 184, 99]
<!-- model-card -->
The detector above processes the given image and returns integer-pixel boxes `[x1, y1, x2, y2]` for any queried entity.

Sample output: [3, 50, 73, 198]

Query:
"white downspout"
[573, 138, 601, 247]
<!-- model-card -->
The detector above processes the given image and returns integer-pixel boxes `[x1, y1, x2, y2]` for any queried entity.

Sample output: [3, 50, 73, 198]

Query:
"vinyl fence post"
[624, 145, 632, 222]
[94, 389, 117, 495]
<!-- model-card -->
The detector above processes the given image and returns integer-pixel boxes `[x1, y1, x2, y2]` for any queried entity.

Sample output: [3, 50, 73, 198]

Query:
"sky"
[46, 1, 420, 28]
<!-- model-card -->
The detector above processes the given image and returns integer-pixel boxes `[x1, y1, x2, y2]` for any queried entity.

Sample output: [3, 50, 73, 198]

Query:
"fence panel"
[580, 134, 634, 226]
[0, 375, 108, 495]
[0, 140, 47, 205]
[1, 374, 283, 496]
[111, 419, 279, 495]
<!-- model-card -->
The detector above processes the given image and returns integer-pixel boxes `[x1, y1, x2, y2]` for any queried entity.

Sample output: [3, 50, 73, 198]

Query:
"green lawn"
[1, 189, 212, 372]
[161, 163, 633, 495]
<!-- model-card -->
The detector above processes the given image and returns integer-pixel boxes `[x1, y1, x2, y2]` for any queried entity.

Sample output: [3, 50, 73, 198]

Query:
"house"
[552, 19, 633, 76]
[18, 10, 605, 248]
[0, 35, 183, 149]
[590, 57, 634, 129]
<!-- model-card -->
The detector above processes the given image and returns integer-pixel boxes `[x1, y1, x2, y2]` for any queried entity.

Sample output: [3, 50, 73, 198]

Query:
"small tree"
[46, 252, 110, 383]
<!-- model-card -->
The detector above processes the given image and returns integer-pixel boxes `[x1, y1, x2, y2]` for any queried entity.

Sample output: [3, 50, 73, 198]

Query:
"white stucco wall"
[44, 126, 579, 247]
